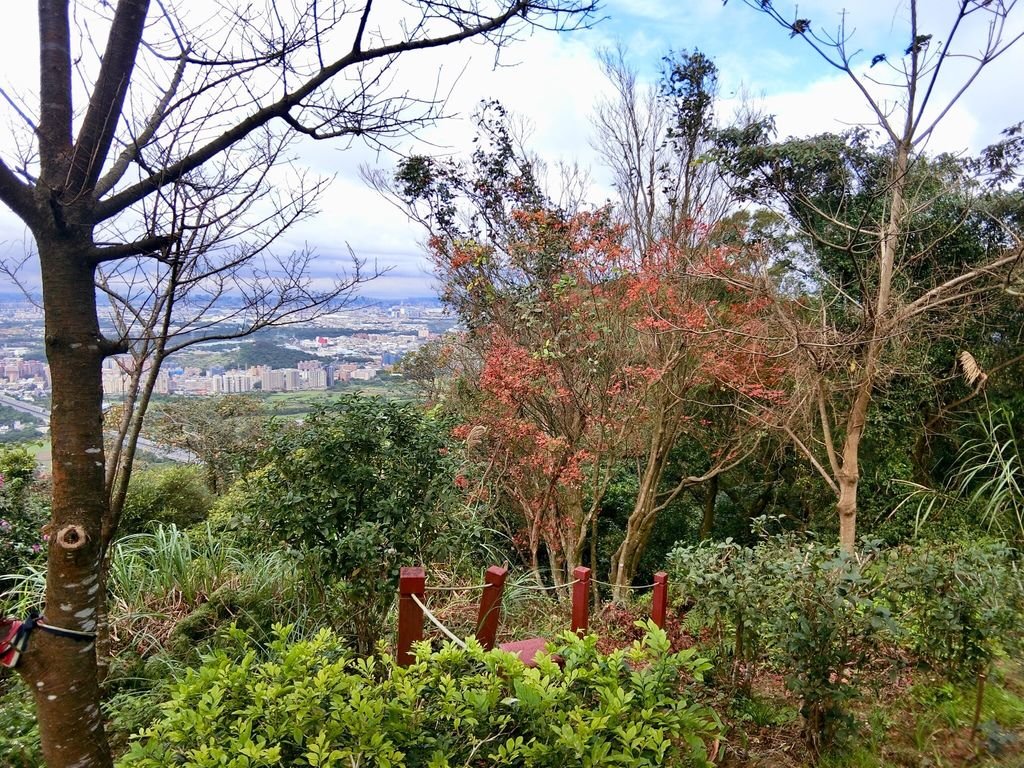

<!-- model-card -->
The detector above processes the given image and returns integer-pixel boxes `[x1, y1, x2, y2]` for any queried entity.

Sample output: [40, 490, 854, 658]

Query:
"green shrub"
[0, 678, 41, 768]
[236, 395, 475, 652]
[0, 447, 48, 581]
[667, 533, 1024, 757]
[119, 464, 214, 535]
[665, 538, 777, 688]
[667, 534, 892, 755]
[761, 543, 890, 756]
[120, 623, 721, 768]
[890, 540, 1024, 682]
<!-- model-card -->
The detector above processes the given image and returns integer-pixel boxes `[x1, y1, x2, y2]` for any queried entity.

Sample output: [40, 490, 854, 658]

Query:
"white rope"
[38, 618, 97, 638]
[590, 579, 660, 590]
[513, 578, 581, 592]
[410, 593, 467, 649]
[424, 582, 494, 593]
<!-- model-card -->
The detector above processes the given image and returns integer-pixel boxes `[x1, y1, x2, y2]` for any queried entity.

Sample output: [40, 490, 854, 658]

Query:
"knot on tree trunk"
[56, 524, 88, 551]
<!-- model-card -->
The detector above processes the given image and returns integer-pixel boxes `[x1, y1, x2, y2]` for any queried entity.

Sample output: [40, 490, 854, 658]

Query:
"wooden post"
[397, 566, 425, 667]
[651, 571, 668, 629]
[475, 566, 508, 650]
[571, 566, 591, 635]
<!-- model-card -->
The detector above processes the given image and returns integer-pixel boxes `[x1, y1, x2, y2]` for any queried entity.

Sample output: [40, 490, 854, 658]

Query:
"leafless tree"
[591, 47, 756, 597]
[0, 1, 596, 765]
[724, 0, 1024, 552]
[592, 45, 732, 253]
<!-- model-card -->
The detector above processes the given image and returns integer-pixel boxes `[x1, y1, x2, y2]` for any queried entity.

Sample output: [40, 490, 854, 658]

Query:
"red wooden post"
[397, 566, 425, 667]
[475, 565, 508, 650]
[571, 566, 591, 635]
[651, 571, 668, 629]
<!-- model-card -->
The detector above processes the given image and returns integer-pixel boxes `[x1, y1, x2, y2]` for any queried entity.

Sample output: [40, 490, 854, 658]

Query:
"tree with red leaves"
[386, 115, 785, 591]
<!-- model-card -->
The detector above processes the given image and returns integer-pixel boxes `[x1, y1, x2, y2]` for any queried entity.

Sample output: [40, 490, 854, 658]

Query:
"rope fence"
[512, 578, 581, 592]
[424, 582, 495, 593]
[589, 579, 660, 590]
[396, 565, 669, 667]
[410, 593, 468, 650]
[421, 574, 662, 595]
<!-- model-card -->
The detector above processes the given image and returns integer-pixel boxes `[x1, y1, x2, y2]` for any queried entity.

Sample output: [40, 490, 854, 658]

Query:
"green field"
[261, 381, 418, 416]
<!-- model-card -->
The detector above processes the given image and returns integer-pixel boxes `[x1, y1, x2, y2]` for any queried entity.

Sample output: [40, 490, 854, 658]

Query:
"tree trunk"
[837, 473, 858, 554]
[17, 235, 114, 767]
[699, 473, 719, 540]
[589, 508, 599, 610]
[828, 141, 909, 554]
[835, 368, 873, 554]
[609, 442, 666, 601]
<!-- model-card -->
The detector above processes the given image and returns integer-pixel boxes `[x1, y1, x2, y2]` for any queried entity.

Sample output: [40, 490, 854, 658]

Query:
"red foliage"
[437, 207, 790, 582]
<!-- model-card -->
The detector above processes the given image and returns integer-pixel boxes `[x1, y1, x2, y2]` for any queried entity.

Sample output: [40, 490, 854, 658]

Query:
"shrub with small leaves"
[119, 464, 214, 535]
[667, 534, 892, 755]
[665, 537, 778, 688]
[0, 678, 42, 768]
[889, 539, 1024, 682]
[119, 622, 721, 768]
[234, 395, 473, 653]
[760, 541, 891, 755]
[0, 447, 48, 582]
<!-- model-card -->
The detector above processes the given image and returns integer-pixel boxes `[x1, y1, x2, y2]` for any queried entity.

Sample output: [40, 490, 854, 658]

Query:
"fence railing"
[396, 566, 669, 667]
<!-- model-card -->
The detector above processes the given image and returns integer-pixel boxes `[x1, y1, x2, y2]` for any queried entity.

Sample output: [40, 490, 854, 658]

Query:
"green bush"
[0, 678, 41, 768]
[761, 543, 890, 756]
[890, 540, 1024, 682]
[667, 533, 1024, 757]
[119, 464, 214, 535]
[120, 623, 721, 768]
[0, 447, 48, 581]
[895, 407, 1024, 544]
[236, 395, 475, 653]
[667, 534, 892, 754]
[666, 538, 777, 687]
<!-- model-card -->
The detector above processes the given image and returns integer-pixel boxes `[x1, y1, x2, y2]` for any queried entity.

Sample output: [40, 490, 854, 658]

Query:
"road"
[0, 393, 49, 422]
[0, 393, 195, 462]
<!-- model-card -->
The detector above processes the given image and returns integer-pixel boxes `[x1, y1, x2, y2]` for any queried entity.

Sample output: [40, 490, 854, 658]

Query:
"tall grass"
[0, 562, 45, 615]
[2, 524, 335, 654]
[953, 408, 1023, 539]
[108, 523, 336, 653]
[110, 524, 242, 607]
[897, 407, 1023, 542]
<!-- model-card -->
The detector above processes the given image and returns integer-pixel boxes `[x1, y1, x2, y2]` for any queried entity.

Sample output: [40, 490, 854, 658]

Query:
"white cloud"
[0, 1, 1021, 300]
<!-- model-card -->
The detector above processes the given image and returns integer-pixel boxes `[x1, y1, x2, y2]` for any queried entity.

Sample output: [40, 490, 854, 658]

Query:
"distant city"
[0, 298, 456, 435]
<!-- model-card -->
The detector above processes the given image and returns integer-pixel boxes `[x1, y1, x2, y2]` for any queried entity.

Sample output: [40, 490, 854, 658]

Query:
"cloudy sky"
[1, 1, 1021, 299]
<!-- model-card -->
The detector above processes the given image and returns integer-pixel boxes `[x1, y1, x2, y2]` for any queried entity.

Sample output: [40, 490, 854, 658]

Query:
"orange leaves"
[633, 315, 678, 334]
[478, 332, 550, 406]
[439, 203, 795, 573]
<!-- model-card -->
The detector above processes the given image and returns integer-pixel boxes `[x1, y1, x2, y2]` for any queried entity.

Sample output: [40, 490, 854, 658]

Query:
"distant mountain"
[347, 295, 443, 306]
[0, 291, 444, 310]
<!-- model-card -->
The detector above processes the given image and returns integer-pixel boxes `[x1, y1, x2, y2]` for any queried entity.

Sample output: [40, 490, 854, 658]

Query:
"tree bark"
[836, 473, 858, 553]
[19, 235, 114, 768]
[832, 141, 908, 553]
[609, 432, 670, 601]
[699, 473, 719, 540]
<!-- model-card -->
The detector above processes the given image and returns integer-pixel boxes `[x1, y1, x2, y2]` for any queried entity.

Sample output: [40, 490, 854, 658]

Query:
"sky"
[0, 0, 1022, 300]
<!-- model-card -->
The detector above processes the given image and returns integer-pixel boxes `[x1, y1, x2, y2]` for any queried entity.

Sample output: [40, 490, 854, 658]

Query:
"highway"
[0, 393, 49, 422]
[0, 393, 195, 462]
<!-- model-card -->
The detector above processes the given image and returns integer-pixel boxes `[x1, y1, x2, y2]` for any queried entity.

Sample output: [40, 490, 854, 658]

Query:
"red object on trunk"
[0, 618, 25, 668]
